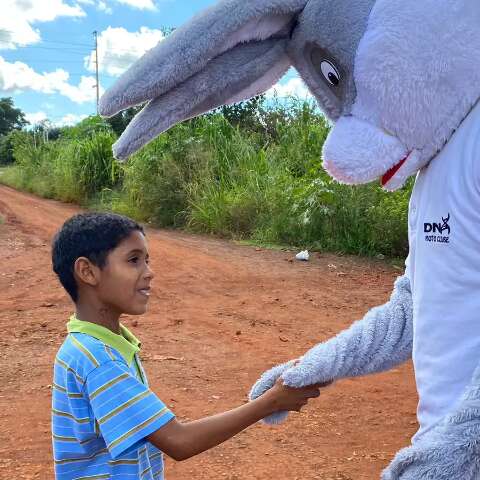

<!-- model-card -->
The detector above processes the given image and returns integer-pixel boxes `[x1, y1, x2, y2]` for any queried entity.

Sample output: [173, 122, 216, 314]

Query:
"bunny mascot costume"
[99, 0, 480, 478]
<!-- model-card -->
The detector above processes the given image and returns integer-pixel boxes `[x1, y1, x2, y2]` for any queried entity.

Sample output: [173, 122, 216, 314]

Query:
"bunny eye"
[320, 60, 340, 86]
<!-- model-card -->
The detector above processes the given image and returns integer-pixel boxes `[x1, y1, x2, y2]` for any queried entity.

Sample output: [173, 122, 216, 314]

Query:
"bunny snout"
[322, 115, 421, 191]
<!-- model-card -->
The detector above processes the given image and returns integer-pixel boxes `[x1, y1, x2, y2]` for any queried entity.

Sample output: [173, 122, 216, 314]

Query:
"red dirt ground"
[0, 185, 418, 480]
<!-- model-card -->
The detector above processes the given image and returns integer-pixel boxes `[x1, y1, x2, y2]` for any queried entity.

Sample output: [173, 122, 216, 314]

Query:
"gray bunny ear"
[99, 0, 308, 117]
[113, 38, 289, 160]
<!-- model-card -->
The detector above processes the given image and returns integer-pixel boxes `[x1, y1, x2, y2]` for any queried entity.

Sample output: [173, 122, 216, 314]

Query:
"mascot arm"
[250, 274, 413, 424]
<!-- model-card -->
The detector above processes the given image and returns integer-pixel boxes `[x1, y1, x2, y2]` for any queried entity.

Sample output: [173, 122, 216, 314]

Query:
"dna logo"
[424, 213, 451, 234]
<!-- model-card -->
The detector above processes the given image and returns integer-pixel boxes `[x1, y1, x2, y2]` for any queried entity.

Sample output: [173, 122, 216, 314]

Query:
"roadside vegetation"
[0, 96, 412, 257]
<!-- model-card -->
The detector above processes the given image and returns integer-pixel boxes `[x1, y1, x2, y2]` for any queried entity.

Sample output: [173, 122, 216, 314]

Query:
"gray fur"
[99, 0, 307, 118]
[381, 362, 480, 479]
[252, 272, 480, 479]
[287, 0, 375, 120]
[100, 0, 374, 157]
[113, 39, 290, 160]
[250, 275, 413, 423]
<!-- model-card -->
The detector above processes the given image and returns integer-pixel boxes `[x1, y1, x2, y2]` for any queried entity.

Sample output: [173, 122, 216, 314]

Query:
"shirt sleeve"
[84, 360, 175, 459]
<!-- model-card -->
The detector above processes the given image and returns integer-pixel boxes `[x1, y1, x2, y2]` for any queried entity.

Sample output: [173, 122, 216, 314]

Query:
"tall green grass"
[0, 104, 412, 257]
[2, 126, 120, 203]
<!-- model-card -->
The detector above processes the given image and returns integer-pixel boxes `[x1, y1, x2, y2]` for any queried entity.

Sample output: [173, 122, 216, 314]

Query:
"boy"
[51, 212, 323, 480]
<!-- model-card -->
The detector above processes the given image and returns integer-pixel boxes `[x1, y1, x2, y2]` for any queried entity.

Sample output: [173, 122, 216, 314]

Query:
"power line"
[0, 29, 93, 48]
[5, 45, 90, 55]
[93, 30, 99, 115]
[1, 42, 159, 57]
[35, 39, 93, 48]
[1, 55, 120, 79]
[6, 59, 89, 64]
[0, 31, 162, 56]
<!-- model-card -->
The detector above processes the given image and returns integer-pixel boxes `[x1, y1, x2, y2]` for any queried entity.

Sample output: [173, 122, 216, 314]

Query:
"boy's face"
[96, 230, 154, 316]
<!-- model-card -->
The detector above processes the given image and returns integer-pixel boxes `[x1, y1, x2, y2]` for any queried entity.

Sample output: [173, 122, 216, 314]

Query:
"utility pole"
[93, 30, 99, 115]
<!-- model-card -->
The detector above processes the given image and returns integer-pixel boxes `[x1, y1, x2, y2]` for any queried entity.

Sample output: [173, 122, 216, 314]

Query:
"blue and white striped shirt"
[52, 316, 175, 479]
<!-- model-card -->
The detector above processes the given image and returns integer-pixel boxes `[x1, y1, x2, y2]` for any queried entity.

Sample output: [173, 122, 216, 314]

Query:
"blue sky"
[1, 0, 309, 127]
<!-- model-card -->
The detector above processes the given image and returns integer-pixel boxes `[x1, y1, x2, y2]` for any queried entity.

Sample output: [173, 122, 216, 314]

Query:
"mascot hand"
[249, 359, 296, 424]
[249, 357, 332, 424]
[281, 352, 334, 388]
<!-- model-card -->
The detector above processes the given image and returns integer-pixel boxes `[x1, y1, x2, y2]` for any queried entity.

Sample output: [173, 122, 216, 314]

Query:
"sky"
[0, 0, 311, 128]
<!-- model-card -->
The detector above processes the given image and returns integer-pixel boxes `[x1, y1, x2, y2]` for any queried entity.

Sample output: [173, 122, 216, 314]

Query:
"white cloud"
[24, 111, 88, 127]
[267, 77, 313, 99]
[59, 75, 100, 103]
[78, 0, 112, 14]
[114, 0, 156, 10]
[41, 102, 55, 110]
[25, 111, 48, 124]
[0, 0, 85, 49]
[0, 56, 102, 104]
[84, 26, 165, 77]
[57, 113, 88, 125]
[98, 1, 113, 14]
[76, 0, 156, 14]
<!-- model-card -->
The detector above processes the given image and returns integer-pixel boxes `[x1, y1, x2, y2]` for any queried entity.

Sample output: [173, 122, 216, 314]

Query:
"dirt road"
[0, 185, 417, 479]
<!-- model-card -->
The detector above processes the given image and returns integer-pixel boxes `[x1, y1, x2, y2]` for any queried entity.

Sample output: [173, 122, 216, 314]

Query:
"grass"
[1, 101, 413, 258]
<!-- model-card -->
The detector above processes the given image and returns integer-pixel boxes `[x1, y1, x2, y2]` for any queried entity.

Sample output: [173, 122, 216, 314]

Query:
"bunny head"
[99, 0, 480, 191]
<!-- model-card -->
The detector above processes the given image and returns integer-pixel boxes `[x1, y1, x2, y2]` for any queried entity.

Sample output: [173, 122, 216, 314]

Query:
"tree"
[31, 120, 62, 142]
[60, 115, 112, 139]
[106, 106, 142, 136]
[0, 131, 15, 164]
[220, 95, 266, 132]
[0, 97, 28, 136]
[0, 129, 34, 165]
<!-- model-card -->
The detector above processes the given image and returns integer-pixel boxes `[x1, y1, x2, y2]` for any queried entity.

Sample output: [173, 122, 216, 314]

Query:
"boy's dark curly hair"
[52, 212, 144, 302]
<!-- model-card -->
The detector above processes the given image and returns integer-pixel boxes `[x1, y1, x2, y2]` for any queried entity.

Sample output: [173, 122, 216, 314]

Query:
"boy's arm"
[147, 378, 322, 461]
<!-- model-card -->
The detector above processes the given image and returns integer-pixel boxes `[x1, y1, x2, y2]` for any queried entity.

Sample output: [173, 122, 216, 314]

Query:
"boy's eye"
[128, 256, 149, 265]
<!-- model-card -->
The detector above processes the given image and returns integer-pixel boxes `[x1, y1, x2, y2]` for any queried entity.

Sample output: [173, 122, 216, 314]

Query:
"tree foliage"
[60, 115, 112, 139]
[0, 97, 28, 136]
[105, 106, 142, 136]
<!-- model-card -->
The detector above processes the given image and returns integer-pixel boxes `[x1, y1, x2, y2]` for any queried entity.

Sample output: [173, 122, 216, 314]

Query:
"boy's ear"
[74, 257, 100, 288]
[99, 0, 308, 159]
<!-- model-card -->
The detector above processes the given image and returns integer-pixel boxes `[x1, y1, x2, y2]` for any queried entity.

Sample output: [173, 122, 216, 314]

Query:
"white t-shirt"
[407, 100, 480, 441]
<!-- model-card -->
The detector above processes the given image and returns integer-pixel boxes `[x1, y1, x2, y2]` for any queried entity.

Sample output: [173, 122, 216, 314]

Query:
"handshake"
[250, 359, 333, 422]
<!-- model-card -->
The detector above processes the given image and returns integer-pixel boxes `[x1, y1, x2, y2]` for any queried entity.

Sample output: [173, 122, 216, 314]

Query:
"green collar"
[67, 314, 141, 365]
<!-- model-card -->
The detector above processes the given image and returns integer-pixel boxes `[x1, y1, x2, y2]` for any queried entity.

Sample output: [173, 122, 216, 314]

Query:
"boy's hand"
[261, 377, 326, 414]
[147, 365, 328, 461]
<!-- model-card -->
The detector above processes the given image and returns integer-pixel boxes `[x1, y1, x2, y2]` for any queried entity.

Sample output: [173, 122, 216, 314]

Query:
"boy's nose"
[145, 264, 155, 280]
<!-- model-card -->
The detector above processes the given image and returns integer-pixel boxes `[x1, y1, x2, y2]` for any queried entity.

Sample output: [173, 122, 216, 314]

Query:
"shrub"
[1, 104, 413, 257]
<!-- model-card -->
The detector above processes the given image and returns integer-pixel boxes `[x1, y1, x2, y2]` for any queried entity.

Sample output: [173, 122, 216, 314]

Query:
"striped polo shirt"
[52, 315, 175, 479]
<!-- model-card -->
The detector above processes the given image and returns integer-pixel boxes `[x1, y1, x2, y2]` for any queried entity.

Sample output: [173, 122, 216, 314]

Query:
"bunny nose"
[322, 115, 409, 185]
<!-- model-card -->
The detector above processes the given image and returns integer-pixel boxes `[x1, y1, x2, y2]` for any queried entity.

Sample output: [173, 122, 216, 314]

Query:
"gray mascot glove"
[250, 275, 413, 424]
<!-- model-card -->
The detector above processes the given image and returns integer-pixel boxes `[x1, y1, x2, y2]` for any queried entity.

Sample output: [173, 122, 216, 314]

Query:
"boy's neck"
[75, 301, 122, 335]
